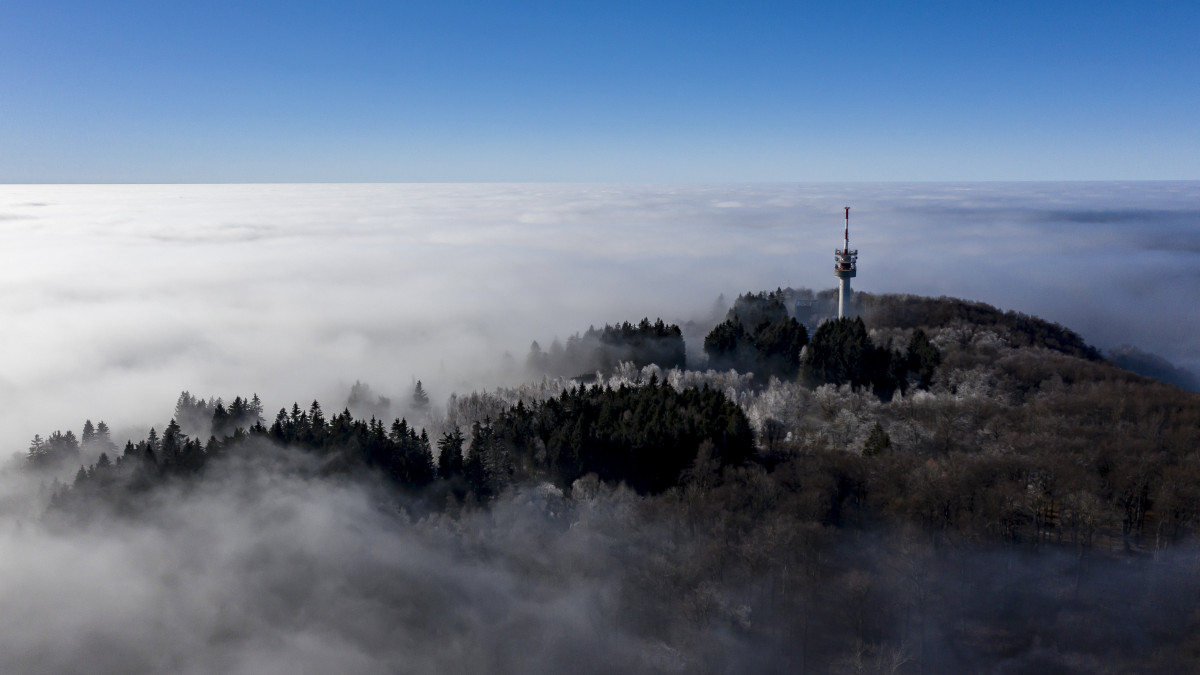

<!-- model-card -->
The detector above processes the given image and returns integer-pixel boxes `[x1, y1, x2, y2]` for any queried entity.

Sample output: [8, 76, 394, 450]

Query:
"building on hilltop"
[834, 206, 858, 318]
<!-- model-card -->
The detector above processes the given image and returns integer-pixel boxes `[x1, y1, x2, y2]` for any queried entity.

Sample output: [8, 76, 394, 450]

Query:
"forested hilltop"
[22, 291, 1200, 674]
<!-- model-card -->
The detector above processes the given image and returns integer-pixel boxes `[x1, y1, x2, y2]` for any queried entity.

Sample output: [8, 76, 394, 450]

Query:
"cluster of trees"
[42, 378, 754, 515]
[346, 380, 394, 420]
[444, 378, 754, 498]
[173, 391, 265, 439]
[742, 326, 1200, 553]
[527, 318, 686, 378]
[266, 401, 436, 486]
[43, 399, 269, 513]
[802, 317, 941, 397]
[703, 290, 810, 380]
[699, 292, 943, 398]
[45, 398, 437, 514]
[1108, 343, 1200, 392]
[860, 292, 1102, 361]
[26, 420, 116, 469]
[49, 424, 211, 514]
[620, 453, 1200, 673]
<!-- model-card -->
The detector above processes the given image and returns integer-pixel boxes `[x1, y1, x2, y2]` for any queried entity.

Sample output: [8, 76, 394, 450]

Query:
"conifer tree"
[211, 402, 231, 438]
[95, 421, 115, 453]
[437, 429, 465, 479]
[863, 422, 892, 456]
[906, 328, 942, 390]
[26, 435, 46, 467]
[161, 420, 184, 469]
[249, 394, 264, 425]
[309, 400, 326, 441]
[412, 380, 430, 410]
[229, 397, 248, 428]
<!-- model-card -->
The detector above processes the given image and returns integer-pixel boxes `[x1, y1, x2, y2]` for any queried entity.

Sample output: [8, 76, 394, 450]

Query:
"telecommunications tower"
[834, 206, 857, 318]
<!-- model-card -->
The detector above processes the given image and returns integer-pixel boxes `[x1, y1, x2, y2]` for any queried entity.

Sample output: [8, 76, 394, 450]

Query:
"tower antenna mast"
[844, 206, 850, 252]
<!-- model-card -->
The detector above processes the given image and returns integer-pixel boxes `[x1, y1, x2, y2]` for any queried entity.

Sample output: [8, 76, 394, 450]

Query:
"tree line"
[527, 317, 686, 378]
[40, 378, 754, 516]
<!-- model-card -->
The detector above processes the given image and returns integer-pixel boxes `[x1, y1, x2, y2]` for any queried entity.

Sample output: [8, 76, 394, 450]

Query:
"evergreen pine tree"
[26, 435, 46, 467]
[412, 380, 430, 410]
[95, 421, 116, 453]
[309, 400, 326, 441]
[250, 394, 265, 425]
[437, 429, 465, 479]
[211, 402, 231, 438]
[906, 328, 942, 390]
[863, 422, 892, 456]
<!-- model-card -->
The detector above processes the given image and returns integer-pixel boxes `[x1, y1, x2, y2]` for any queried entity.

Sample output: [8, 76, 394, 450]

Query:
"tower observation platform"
[835, 206, 857, 319]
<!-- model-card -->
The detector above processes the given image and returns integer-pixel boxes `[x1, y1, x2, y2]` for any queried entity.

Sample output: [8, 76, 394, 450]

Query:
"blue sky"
[2, 1, 1197, 182]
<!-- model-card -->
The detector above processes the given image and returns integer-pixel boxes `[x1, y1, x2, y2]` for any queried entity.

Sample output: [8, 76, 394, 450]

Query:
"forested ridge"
[43, 380, 753, 516]
[22, 291, 1200, 673]
[527, 317, 687, 378]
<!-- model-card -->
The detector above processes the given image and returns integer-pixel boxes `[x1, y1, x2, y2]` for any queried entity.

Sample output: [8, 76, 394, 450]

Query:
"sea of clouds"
[1, 181, 1197, 452]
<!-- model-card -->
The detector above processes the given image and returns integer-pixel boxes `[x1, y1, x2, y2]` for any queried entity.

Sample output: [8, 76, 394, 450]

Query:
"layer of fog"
[1, 181, 1198, 452]
[0, 448, 667, 674]
[4, 445, 1198, 674]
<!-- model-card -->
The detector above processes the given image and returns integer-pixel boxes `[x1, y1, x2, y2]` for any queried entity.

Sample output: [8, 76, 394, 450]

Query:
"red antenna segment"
[844, 206, 850, 253]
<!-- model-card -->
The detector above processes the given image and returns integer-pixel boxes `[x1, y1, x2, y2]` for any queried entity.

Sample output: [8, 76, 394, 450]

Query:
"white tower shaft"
[834, 207, 857, 319]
